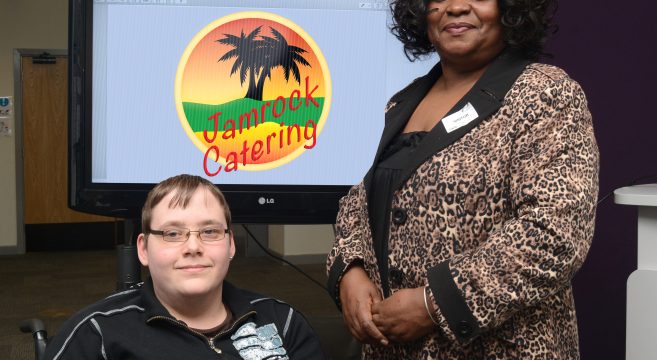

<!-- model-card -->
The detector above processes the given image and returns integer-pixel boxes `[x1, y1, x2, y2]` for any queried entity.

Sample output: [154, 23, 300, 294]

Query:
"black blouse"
[368, 131, 428, 297]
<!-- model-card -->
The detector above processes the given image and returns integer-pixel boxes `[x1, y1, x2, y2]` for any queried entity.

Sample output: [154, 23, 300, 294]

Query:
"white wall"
[0, 0, 68, 250]
[269, 224, 334, 258]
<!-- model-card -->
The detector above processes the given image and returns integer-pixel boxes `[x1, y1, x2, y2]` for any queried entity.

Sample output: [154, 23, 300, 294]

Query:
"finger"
[357, 306, 389, 346]
[371, 313, 389, 328]
[361, 318, 389, 346]
[370, 296, 388, 324]
[371, 315, 390, 337]
[344, 309, 367, 342]
[370, 288, 383, 304]
[345, 320, 365, 342]
[353, 307, 377, 343]
[371, 301, 380, 315]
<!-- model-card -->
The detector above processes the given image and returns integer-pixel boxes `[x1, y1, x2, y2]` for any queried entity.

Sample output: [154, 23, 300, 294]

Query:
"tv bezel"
[67, 0, 350, 223]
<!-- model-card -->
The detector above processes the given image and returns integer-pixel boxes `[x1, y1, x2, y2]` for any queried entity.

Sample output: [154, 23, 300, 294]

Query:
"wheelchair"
[20, 318, 48, 360]
[19, 243, 142, 360]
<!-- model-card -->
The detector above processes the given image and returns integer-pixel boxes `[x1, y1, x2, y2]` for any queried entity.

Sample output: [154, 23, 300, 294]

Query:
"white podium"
[614, 184, 657, 360]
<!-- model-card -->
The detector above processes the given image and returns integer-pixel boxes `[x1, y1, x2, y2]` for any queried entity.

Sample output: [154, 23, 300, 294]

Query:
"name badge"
[442, 102, 479, 133]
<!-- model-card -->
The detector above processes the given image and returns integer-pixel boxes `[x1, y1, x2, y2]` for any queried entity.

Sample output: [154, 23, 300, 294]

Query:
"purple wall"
[546, 1, 657, 359]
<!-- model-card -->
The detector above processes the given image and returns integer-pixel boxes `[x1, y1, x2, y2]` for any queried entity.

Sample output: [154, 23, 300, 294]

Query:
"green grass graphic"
[183, 97, 324, 132]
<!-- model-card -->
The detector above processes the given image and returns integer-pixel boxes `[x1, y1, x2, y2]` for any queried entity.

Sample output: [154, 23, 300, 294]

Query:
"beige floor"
[0, 250, 354, 360]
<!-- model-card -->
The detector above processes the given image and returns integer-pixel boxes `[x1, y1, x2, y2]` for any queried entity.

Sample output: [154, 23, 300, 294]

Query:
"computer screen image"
[69, 0, 436, 222]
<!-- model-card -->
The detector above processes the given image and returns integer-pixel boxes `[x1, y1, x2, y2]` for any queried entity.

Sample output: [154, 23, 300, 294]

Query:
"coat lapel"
[364, 64, 443, 192]
[365, 51, 531, 193]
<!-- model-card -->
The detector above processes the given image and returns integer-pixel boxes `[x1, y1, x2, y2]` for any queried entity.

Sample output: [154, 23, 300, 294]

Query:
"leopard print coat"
[326, 52, 599, 359]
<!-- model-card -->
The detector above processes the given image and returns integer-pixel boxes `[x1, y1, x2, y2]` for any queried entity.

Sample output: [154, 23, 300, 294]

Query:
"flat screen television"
[68, 0, 435, 223]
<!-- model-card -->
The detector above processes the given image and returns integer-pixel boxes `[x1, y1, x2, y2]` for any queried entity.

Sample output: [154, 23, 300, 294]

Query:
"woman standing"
[326, 0, 599, 358]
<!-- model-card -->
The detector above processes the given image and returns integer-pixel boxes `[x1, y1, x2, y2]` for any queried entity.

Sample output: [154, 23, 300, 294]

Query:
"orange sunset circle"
[175, 12, 332, 172]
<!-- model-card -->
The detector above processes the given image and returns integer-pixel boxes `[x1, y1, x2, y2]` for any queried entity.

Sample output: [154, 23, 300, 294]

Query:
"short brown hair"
[141, 174, 232, 235]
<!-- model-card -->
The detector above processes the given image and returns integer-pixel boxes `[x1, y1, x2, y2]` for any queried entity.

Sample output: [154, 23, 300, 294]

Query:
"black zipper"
[147, 311, 257, 357]
[211, 310, 257, 340]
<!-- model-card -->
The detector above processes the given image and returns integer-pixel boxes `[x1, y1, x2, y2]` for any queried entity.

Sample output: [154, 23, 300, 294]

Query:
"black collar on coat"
[363, 50, 532, 193]
[141, 277, 257, 323]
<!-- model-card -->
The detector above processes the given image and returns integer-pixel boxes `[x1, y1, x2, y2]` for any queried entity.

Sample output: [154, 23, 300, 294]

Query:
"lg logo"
[258, 197, 275, 205]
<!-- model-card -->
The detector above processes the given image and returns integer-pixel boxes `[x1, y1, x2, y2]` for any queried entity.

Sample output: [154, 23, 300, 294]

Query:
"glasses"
[149, 227, 230, 243]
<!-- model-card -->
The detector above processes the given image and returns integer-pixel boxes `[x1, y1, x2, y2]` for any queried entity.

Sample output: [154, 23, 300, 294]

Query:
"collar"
[364, 50, 531, 192]
[141, 277, 257, 322]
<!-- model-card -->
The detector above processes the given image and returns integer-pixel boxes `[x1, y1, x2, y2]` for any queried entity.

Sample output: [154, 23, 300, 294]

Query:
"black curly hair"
[390, 0, 558, 61]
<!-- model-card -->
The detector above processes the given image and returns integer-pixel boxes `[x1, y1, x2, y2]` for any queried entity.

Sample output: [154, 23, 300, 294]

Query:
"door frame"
[11, 48, 67, 255]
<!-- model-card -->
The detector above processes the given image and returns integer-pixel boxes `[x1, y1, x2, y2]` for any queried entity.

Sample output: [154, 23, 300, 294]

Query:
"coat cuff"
[427, 261, 481, 344]
[326, 255, 362, 311]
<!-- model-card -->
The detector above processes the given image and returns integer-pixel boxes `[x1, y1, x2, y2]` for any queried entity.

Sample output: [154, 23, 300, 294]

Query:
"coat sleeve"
[325, 181, 371, 308]
[426, 74, 599, 344]
[44, 318, 106, 360]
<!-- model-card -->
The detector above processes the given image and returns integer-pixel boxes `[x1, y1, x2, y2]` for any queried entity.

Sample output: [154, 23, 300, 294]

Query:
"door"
[21, 54, 113, 224]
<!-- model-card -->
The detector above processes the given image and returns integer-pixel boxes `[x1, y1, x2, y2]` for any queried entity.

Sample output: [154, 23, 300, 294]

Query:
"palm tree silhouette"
[217, 26, 311, 101]
[216, 27, 263, 100]
[253, 27, 311, 101]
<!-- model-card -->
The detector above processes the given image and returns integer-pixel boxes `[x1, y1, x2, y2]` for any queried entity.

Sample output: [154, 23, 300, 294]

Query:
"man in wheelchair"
[44, 174, 325, 359]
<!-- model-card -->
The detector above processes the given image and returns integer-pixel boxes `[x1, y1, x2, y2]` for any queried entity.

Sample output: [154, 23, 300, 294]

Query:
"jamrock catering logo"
[175, 12, 331, 176]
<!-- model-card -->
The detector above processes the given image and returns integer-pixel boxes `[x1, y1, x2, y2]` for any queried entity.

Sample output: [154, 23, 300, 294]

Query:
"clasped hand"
[339, 266, 436, 345]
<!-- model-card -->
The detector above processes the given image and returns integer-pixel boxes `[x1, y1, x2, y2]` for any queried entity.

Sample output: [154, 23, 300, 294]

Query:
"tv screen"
[68, 0, 435, 223]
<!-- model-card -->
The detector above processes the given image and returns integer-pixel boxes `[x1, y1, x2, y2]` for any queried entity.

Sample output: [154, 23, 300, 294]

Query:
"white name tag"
[442, 102, 479, 133]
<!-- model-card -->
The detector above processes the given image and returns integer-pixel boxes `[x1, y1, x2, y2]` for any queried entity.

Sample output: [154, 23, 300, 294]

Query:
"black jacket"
[44, 279, 325, 359]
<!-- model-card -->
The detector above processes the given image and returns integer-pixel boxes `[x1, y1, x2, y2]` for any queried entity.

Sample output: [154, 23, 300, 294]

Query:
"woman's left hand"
[371, 287, 436, 343]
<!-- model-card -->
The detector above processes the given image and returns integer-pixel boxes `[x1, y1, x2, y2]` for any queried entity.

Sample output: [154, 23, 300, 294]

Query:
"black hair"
[389, 0, 558, 61]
